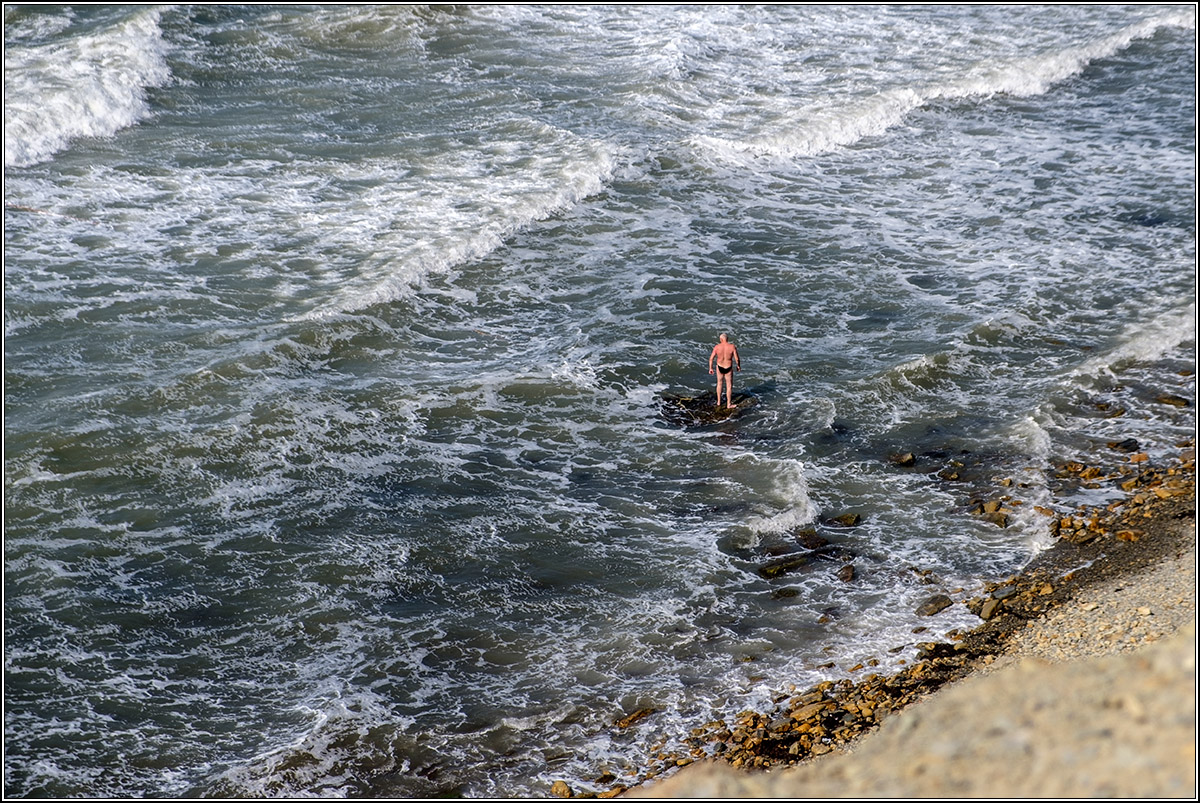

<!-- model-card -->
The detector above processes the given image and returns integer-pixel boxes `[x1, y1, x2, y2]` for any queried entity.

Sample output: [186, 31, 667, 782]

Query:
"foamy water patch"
[692, 88, 925, 164]
[693, 9, 1194, 166]
[932, 9, 1196, 101]
[4, 7, 172, 167]
[1070, 302, 1196, 383]
[302, 125, 618, 319]
[740, 456, 818, 537]
[2, 5, 77, 44]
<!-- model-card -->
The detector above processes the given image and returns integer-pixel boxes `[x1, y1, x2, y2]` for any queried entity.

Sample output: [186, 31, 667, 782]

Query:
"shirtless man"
[708, 333, 741, 409]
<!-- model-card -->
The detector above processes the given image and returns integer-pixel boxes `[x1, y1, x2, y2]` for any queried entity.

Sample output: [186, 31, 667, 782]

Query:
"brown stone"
[758, 555, 810, 579]
[916, 594, 954, 617]
[790, 701, 832, 721]
[615, 708, 657, 729]
[551, 780, 573, 798]
[795, 529, 829, 550]
[1156, 394, 1191, 407]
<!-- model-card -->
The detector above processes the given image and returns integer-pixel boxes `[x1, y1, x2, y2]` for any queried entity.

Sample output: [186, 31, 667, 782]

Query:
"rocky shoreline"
[547, 430, 1195, 799]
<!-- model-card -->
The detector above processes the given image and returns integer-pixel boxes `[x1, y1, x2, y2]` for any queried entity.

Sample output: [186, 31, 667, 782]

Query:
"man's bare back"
[708, 333, 741, 409]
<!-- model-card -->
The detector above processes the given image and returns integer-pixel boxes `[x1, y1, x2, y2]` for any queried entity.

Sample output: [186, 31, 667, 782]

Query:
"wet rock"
[1060, 525, 1099, 545]
[1108, 438, 1141, 453]
[982, 512, 1009, 528]
[551, 780, 573, 798]
[890, 452, 917, 467]
[1155, 394, 1190, 408]
[794, 529, 829, 550]
[758, 555, 811, 579]
[910, 567, 940, 585]
[837, 564, 856, 583]
[916, 594, 954, 617]
[658, 391, 757, 427]
[826, 513, 863, 527]
[980, 598, 1002, 620]
[615, 708, 657, 729]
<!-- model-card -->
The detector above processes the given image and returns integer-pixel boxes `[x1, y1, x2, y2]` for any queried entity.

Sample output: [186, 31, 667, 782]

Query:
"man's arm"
[709, 346, 717, 373]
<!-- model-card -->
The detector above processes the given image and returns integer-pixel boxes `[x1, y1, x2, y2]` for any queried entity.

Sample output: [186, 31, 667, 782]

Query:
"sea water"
[4, 5, 1195, 798]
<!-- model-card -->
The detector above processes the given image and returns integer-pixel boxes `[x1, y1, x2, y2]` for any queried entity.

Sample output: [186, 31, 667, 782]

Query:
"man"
[708, 332, 741, 409]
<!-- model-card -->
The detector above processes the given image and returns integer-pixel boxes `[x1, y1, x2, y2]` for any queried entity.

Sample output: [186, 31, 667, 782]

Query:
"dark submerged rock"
[758, 554, 811, 579]
[794, 529, 829, 550]
[659, 390, 758, 428]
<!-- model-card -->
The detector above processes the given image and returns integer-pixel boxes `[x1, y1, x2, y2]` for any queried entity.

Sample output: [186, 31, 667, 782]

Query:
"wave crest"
[696, 10, 1195, 164]
[4, 7, 172, 168]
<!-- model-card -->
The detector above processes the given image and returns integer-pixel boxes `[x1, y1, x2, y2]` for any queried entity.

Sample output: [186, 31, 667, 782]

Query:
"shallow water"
[4, 4, 1195, 797]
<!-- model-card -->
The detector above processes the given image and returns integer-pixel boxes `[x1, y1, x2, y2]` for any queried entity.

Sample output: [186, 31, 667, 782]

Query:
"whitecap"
[4, 7, 172, 167]
[694, 9, 1195, 166]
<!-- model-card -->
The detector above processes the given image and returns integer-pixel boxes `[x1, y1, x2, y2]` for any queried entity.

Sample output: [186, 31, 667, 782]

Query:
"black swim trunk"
[717, 363, 733, 375]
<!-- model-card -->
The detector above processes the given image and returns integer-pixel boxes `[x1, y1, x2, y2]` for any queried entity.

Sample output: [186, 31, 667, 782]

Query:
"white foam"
[739, 456, 818, 535]
[1070, 302, 1196, 383]
[1009, 414, 1055, 464]
[693, 87, 925, 163]
[2, 6, 77, 43]
[4, 7, 172, 167]
[551, 356, 602, 391]
[301, 126, 618, 319]
[695, 9, 1195, 165]
[213, 692, 405, 798]
[932, 9, 1196, 101]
